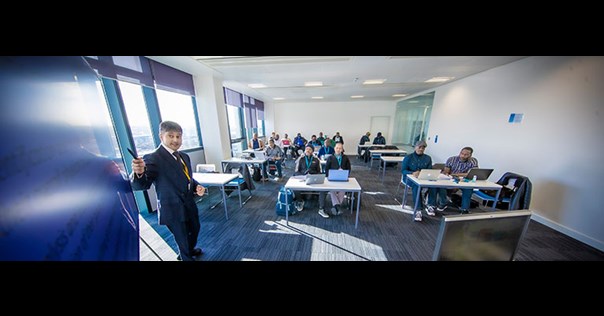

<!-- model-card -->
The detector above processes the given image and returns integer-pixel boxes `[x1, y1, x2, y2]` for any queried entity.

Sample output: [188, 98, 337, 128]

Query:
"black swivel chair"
[473, 172, 532, 210]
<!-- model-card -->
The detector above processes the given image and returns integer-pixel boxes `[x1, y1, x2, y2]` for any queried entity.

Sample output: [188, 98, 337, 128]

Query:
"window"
[257, 118, 265, 137]
[156, 88, 200, 150]
[231, 141, 245, 158]
[226, 104, 243, 139]
[118, 81, 155, 155]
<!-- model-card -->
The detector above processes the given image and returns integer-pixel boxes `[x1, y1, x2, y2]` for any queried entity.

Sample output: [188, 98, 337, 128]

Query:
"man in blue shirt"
[318, 138, 335, 160]
[248, 132, 265, 150]
[401, 140, 440, 222]
[442, 147, 479, 214]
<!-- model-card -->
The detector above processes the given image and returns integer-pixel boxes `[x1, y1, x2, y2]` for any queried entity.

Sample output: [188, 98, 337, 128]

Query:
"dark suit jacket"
[131, 145, 199, 225]
[325, 154, 351, 177]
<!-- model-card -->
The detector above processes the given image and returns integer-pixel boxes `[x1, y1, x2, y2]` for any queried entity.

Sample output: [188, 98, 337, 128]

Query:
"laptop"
[282, 139, 291, 146]
[305, 174, 325, 185]
[465, 168, 494, 181]
[253, 151, 266, 160]
[417, 169, 441, 181]
[327, 169, 350, 182]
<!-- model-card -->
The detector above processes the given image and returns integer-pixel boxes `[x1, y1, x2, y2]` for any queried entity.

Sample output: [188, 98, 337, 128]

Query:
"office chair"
[473, 172, 532, 210]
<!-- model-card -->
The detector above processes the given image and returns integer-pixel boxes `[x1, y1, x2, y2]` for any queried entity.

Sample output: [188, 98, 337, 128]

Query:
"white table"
[368, 149, 407, 168]
[193, 172, 239, 220]
[221, 157, 268, 182]
[404, 175, 502, 217]
[357, 144, 384, 159]
[379, 156, 405, 182]
[284, 177, 363, 228]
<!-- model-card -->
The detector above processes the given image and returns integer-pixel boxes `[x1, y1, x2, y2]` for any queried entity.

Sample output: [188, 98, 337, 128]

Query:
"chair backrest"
[432, 163, 445, 171]
[196, 164, 216, 173]
[496, 172, 532, 210]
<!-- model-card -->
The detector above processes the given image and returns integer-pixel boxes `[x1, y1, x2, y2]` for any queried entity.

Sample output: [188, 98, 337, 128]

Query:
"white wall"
[271, 100, 396, 154]
[426, 56, 604, 251]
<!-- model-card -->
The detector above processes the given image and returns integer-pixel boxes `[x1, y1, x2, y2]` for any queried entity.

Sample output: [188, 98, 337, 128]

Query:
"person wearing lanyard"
[293, 145, 322, 212]
[322, 143, 352, 217]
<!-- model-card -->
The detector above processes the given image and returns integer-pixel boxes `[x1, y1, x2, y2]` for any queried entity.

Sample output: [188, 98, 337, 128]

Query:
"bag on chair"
[275, 186, 297, 216]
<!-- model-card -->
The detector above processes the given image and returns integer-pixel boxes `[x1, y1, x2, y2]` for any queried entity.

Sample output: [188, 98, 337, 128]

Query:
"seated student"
[401, 140, 440, 222]
[318, 138, 335, 160]
[282, 133, 292, 150]
[333, 132, 344, 145]
[264, 139, 284, 180]
[293, 145, 323, 212]
[293, 133, 307, 158]
[273, 133, 283, 149]
[321, 143, 352, 218]
[317, 132, 325, 146]
[373, 132, 386, 145]
[358, 132, 371, 157]
[248, 132, 265, 150]
[308, 134, 321, 148]
[440, 146, 479, 214]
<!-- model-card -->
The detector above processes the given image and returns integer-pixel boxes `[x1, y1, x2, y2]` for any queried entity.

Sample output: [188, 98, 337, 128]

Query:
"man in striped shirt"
[442, 147, 479, 213]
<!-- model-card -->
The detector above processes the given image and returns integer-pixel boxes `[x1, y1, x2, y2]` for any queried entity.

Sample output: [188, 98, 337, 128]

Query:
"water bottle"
[472, 175, 477, 183]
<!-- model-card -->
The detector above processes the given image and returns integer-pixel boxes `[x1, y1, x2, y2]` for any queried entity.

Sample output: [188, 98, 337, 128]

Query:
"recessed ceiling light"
[311, 96, 323, 99]
[273, 97, 285, 100]
[425, 77, 454, 83]
[362, 79, 386, 85]
[392, 94, 407, 97]
[304, 81, 323, 87]
[248, 83, 267, 88]
[350, 95, 364, 99]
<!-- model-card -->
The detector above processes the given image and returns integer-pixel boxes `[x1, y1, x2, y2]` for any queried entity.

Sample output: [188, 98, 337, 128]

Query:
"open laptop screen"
[327, 169, 349, 181]
[465, 168, 494, 181]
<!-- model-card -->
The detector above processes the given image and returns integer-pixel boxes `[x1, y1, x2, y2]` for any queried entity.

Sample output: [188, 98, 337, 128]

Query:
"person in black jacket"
[333, 132, 344, 145]
[358, 132, 371, 158]
[293, 145, 322, 212]
[373, 132, 386, 145]
[321, 143, 352, 217]
[131, 121, 206, 261]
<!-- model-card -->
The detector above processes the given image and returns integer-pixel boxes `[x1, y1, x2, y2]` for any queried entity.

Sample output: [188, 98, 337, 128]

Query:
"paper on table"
[438, 174, 452, 180]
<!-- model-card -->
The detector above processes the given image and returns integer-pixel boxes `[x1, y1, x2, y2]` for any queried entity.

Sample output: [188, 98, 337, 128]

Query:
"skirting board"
[531, 211, 604, 253]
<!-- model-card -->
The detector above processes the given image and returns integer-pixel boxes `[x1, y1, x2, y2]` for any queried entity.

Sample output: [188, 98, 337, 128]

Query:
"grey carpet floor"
[140, 157, 604, 261]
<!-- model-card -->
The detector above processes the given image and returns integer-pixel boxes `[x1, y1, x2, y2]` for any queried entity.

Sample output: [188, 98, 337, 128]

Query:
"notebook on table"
[465, 168, 494, 181]
[327, 169, 350, 182]
[305, 174, 325, 185]
[417, 169, 442, 181]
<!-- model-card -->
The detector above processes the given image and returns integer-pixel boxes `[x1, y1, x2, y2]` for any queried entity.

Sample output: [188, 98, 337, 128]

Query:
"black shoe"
[460, 209, 470, 214]
[192, 248, 204, 257]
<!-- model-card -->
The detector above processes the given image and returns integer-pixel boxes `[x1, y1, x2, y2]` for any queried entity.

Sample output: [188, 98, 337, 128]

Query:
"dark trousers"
[166, 217, 200, 261]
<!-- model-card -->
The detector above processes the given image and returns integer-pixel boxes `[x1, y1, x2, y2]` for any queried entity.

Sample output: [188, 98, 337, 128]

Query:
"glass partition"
[392, 91, 435, 147]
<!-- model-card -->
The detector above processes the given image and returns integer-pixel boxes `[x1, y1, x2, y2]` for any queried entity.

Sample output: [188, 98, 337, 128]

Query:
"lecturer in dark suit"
[131, 121, 206, 261]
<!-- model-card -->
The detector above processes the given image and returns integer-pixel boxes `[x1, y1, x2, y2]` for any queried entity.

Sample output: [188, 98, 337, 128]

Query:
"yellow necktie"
[173, 152, 191, 182]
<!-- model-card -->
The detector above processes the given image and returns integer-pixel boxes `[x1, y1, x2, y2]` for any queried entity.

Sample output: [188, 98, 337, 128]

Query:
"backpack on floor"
[275, 186, 297, 216]
[252, 166, 262, 182]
